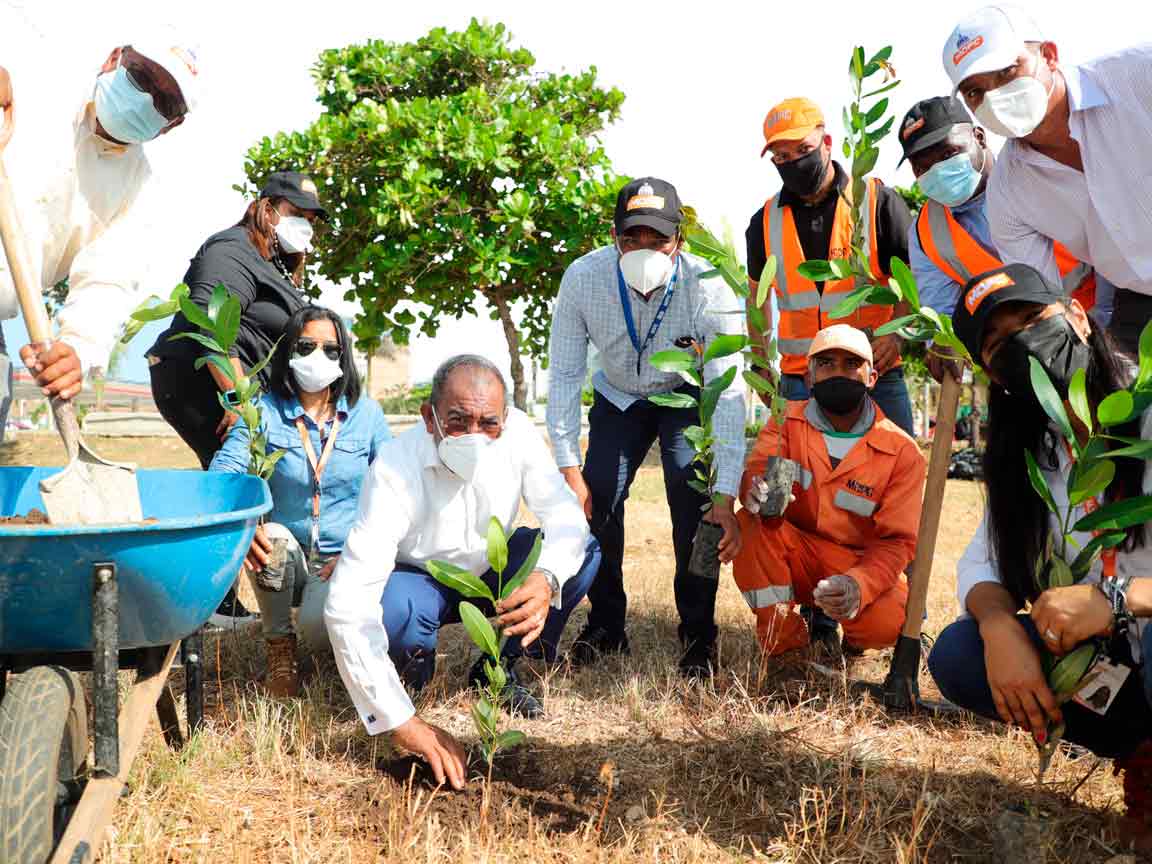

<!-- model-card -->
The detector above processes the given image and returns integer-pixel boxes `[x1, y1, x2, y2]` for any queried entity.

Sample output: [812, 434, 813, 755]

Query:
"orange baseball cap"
[761, 97, 825, 157]
[808, 324, 873, 365]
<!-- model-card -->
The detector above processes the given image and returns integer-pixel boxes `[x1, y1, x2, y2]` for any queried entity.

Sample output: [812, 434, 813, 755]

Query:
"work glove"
[742, 475, 795, 517]
[812, 574, 861, 621]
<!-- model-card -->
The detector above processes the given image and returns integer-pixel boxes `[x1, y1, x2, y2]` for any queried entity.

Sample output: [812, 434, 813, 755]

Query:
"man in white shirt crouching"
[325, 354, 600, 788]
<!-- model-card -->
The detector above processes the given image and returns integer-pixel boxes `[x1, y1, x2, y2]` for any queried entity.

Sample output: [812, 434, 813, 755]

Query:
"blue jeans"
[581, 389, 717, 641]
[381, 528, 601, 689]
[928, 615, 1152, 759]
[780, 366, 915, 438]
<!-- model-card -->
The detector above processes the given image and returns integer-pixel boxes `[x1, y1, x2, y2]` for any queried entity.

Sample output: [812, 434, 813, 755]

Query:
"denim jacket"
[210, 391, 391, 555]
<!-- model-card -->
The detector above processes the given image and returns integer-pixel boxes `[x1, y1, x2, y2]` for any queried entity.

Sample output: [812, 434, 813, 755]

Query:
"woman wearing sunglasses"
[210, 306, 391, 696]
[148, 171, 326, 623]
[926, 264, 1152, 843]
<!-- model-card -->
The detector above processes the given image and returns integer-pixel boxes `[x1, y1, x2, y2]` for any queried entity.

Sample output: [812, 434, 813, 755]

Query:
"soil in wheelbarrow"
[378, 746, 608, 834]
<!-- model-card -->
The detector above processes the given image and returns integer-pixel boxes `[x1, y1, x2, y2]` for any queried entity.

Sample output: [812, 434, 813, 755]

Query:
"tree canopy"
[244, 20, 624, 407]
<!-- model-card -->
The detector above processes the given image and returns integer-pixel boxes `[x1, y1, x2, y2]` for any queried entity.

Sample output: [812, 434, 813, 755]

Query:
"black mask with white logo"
[812, 377, 868, 416]
[990, 314, 1090, 400]
[776, 147, 829, 199]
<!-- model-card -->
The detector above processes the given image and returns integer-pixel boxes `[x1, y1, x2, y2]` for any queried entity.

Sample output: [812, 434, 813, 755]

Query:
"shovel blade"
[39, 453, 143, 525]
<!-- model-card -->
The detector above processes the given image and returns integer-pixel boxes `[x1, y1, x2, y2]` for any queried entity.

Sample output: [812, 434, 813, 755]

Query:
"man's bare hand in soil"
[392, 715, 467, 790]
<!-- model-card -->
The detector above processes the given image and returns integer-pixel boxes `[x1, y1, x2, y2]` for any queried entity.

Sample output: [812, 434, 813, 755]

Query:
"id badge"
[1073, 657, 1131, 716]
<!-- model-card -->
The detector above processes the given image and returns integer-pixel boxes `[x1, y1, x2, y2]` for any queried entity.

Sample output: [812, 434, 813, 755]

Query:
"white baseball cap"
[129, 39, 201, 113]
[808, 324, 873, 365]
[942, 5, 1044, 90]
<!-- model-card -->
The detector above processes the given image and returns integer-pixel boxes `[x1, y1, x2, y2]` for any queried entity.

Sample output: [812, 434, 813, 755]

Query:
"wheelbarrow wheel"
[0, 666, 89, 864]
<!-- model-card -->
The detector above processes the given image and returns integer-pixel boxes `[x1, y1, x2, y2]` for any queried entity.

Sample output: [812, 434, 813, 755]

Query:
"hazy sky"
[0, 0, 1135, 384]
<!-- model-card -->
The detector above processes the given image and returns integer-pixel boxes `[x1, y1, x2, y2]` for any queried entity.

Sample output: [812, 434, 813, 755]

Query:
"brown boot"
[1115, 740, 1152, 852]
[265, 635, 299, 698]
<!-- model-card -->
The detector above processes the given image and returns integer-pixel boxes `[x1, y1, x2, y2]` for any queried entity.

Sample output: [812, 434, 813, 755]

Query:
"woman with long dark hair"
[210, 306, 390, 696]
[927, 264, 1152, 844]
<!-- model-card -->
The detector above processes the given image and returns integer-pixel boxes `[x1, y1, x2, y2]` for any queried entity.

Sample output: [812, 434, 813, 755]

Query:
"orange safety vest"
[915, 200, 1097, 310]
[763, 178, 896, 376]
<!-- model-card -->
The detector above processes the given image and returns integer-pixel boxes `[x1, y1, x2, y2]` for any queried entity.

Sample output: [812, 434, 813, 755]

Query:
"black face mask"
[990, 314, 1090, 400]
[776, 147, 829, 198]
[812, 377, 868, 416]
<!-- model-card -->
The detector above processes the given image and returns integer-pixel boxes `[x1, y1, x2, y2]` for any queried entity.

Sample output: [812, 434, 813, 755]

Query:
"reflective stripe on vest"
[917, 201, 1096, 301]
[764, 177, 893, 376]
[742, 585, 794, 609]
[833, 488, 878, 518]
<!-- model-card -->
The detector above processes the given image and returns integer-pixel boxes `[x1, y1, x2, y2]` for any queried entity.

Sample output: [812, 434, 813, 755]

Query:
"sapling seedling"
[426, 517, 541, 767]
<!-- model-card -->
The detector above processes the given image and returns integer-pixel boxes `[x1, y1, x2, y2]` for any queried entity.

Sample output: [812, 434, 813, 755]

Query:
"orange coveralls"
[734, 401, 926, 654]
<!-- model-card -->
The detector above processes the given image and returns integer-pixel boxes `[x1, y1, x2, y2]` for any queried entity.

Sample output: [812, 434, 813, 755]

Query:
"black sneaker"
[207, 585, 259, 630]
[568, 624, 630, 668]
[467, 657, 543, 719]
[678, 629, 718, 679]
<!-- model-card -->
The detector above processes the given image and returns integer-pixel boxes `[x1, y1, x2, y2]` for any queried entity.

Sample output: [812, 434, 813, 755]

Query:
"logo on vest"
[952, 33, 984, 66]
[965, 271, 1015, 313]
[846, 478, 874, 498]
[627, 182, 665, 211]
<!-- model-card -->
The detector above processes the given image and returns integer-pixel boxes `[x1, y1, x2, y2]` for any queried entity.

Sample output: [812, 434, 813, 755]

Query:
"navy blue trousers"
[780, 366, 916, 438]
[381, 528, 600, 688]
[928, 615, 1152, 759]
[581, 390, 718, 641]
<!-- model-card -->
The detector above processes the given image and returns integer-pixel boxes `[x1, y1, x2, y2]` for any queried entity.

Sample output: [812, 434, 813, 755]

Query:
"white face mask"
[289, 348, 342, 393]
[275, 214, 314, 253]
[432, 407, 493, 483]
[618, 247, 677, 296]
[973, 63, 1054, 139]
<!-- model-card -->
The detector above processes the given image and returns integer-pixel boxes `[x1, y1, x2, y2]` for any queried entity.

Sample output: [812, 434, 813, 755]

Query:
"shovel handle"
[901, 370, 962, 639]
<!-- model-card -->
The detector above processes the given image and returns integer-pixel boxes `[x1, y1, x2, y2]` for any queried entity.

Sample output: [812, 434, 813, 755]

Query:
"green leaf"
[874, 314, 920, 337]
[648, 392, 697, 409]
[678, 368, 703, 387]
[208, 284, 229, 325]
[130, 301, 180, 322]
[700, 365, 738, 424]
[500, 532, 542, 600]
[247, 336, 282, 381]
[471, 701, 498, 736]
[852, 147, 879, 179]
[1098, 390, 1135, 427]
[1099, 439, 1152, 460]
[1074, 496, 1152, 533]
[425, 560, 495, 603]
[194, 353, 238, 385]
[1068, 459, 1115, 507]
[1137, 319, 1152, 389]
[863, 97, 888, 126]
[494, 730, 526, 750]
[686, 478, 708, 494]
[1071, 531, 1126, 576]
[649, 349, 696, 373]
[178, 295, 214, 331]
[1068, 368, 1092, 434]
[827, 285, 873, 319]
[1024, 450, 1059, 516]
[486, 516, 508, 575]
[1029, 357, 1074, 444]
[459, 601, 499, 657]
[756, 259, 774, 305]
[215, 297, 242, 351]
[702, 333, 747, 363]
[862, 79, 901, 100]
[796, 260, 836, 282]
[889, 258, 920, 310]
[169, 331, 226, 355]
[743, 370, 776, 395]
[683, 425, 708, 446]
[748, 307, 767, 334]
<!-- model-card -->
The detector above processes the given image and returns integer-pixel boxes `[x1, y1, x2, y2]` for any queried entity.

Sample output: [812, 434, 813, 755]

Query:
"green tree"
[242, 20, 624, 409]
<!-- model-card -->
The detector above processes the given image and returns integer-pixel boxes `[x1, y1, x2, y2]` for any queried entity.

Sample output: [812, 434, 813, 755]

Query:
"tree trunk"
[489, 292, 527, 411]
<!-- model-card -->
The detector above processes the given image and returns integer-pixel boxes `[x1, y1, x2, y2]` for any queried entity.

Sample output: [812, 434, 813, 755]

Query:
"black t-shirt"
[150, 226, 306, 387]
[744, 161, 912, 288]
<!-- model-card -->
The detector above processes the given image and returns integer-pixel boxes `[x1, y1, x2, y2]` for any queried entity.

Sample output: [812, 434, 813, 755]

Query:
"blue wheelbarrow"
[0, 467, 271, 864]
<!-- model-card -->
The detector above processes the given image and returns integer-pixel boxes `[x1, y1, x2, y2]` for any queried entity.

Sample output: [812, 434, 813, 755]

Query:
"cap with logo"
[760, 97, 825, 157]
[613, 177, 682, 237]
[130, 38, 201, 113]
[259, 171, 329, 220]
[942, 4, 1044, 90]
[897, 96, 975, 166]
[952, 262, 1061, 359]
[808, 324, 874, 365]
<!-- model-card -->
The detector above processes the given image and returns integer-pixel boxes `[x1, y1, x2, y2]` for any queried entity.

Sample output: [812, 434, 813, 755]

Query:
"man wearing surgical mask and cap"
[0, 40, 197, 432]
[945, 5, 1152, 356]
[547, 177, 747, 678]
[324, 355, 600, 790]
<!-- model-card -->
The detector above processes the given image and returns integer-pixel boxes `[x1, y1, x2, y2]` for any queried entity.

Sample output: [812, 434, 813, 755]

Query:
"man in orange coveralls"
[734, 324, 925, 655]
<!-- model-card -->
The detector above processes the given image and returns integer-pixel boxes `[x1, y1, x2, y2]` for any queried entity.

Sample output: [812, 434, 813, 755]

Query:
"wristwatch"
[1099, 573, 1135, 635]
[538, 568, 561, 609]
[222, 389, 242, 408]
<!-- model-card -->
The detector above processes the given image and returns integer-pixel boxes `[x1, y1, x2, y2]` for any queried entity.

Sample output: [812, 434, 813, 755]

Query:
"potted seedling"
[425, 517, 540, 769]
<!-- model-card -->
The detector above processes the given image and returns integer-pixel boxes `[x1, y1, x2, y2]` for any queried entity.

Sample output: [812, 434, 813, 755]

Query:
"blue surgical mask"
[93, 58, 170, 144]
[916, 151, 985, 208]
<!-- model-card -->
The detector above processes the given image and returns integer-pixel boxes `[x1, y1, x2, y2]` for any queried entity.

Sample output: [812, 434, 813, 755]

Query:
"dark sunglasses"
[293, 338, 342, 361]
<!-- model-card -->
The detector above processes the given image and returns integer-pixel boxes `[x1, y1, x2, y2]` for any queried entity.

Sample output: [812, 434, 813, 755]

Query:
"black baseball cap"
[614, 177, 682, 236]
[953, 263, 1063, 360]
[259, 171, 329, 220]
[897, 97, 974, 167]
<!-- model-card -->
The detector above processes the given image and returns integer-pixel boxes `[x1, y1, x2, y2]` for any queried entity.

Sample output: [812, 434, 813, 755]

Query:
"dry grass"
[0, 435, 1135, 862]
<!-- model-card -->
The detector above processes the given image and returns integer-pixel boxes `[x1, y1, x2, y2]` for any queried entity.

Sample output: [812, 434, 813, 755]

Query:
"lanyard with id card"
[296, 414, 342, 560]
